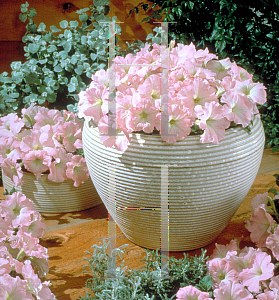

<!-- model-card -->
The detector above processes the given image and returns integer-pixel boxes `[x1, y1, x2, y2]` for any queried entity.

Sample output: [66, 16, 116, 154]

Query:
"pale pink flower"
[238, 251, 274, 293]
[0, 257, 12, 275]
[138, 74, 161, 105]
[208, 259, 239, 288]
[206, 58, 232, 80]
[47, 148, 73, 183]
[221, 91, 254, 127]
[1, 158, 24, 186]
[195, 102, 230, 143]
[22, 150, 51, 179]
[98, 114, 131, 152]
[250, 192, 269, 211]
[178, 78, 218, 114]
[256, 290, 278, 299]
[234, 80, 267, 105]
[270, 275, 279, 293]
[22, 260, 42, 295]
[0, 136, 22, 162]
[245, 206, 276, 248]
[160, 105, 192, 143]
[228, 247, 258, 273]
[0, 113, 25, 137]
[78, 85, 108, 121]
[33, 107, 63, 128]
[116, 89, 140, 129]
[20, 129, 55, 153]
[20, 211, 46, 239]
[229, 62, 253, 82]
[128, 102, 158, 133]
[213, 281, 253, 300]
[90, 68, 109, 88]
[57, 121, 83, 152]
[37, 282, 56, 300]
[66, 155, 89, 187]
[266, 226, 279, 260]
[209, 239, 239, 262]
[114, 53, 136, 80]
[0, 274, 33, 299]
[0, 192, 35, 228]
[21, 103, 41, 127]
[176, 285, 212, 300]
[17, 232, 48, 259]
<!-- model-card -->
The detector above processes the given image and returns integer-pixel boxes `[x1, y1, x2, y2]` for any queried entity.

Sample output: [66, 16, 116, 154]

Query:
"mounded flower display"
[0, 191, 55, 299]
[0, 104, 89, 187]
[78, 42, 267, 152]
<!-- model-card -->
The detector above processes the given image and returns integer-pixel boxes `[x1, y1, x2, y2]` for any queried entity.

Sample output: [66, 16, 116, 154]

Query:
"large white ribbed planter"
[2, 171, 102, 213]
[83, 117, 265, 251]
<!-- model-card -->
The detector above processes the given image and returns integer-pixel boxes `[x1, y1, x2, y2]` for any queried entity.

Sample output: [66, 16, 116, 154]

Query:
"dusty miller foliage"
[79, 239, 213, 300]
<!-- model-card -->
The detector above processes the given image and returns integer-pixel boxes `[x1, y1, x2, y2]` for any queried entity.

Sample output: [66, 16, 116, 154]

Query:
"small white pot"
[2, 171, 102, 213]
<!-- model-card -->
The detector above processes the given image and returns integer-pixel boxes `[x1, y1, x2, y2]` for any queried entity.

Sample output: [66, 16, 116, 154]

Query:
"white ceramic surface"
[2, 171, 102, 213]
[83, 117, 265, 251]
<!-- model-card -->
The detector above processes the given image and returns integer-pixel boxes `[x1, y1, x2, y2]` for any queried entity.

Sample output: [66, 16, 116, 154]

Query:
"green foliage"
[79, 239, 212, 300]
[0, 1, 121, 115]
[132, 0, 279, 151]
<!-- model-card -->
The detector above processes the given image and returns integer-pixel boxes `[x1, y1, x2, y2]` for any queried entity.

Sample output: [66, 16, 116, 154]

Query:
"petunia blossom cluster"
[0, 191, 56, 299]
[176, 183, 279, 300]
[0, 104, 89, 187]
[78, 42, 267, 152]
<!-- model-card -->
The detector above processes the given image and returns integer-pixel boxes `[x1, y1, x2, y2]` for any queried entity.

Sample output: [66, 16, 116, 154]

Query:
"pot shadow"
[40, 203, 108, 227]
[47, 266, 93, 300]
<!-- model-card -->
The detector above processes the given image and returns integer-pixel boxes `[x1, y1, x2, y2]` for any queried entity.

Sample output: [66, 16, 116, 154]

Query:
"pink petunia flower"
[159, 105, 192, 143]
[0, 136, 22, 163]
[66, 155, 89, 187]
[21, 260, 42, 297]
[266, 226, 279, 260]
[208, 259, 239, 288]
[20, 129, 55, 153]
[250, 192, 269, 211]
[228, 247, 258, 273]
[0, 192, 34, 227]
[1, 158, 24, 186]
[195, 102, 230, 143]
[33, 107, 64, 128]
[245, 206, 277, 248]
[234, 80, 267, 105]
[238, 251, 274, 293]
[178, 78, 218, 115]
[269, 275, 279, 293]
[256, 290, 278, 299]
[98, 114, 132, 152]
[206, 58, 232, 80]
[176, 285, 212, 300]
[213, 281, 253, 300]
[22, 150, 52, 179]
[56, 121, 83, 152]
[20, 211, 46, 239]
[229, 62, 253, 82]
[0, 113, 25, 138]
[47, 148, 73, 183]
[128, 102, 159, 133]
[78, 85, 109, 121]
[221, 91, 254, 127]
[21, 103, 41, 127]
[0, 274, 33, 299]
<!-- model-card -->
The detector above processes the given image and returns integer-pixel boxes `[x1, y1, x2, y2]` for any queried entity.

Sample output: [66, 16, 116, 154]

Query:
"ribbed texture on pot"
[2, 172, 102, 213]
[83, 117, 265, 251]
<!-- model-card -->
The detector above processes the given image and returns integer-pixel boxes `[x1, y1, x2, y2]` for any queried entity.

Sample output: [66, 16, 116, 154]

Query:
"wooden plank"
[0, 41, 25, 74]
